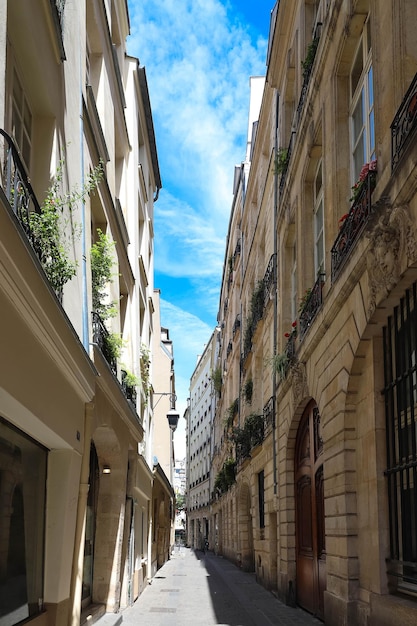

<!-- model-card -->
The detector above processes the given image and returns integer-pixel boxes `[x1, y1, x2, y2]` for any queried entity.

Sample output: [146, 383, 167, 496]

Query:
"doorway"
[295, 401, 325, 619]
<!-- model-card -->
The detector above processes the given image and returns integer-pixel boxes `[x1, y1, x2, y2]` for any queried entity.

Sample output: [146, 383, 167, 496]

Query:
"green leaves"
[30, 159, 103, 297]
[91, 228, 117, 319]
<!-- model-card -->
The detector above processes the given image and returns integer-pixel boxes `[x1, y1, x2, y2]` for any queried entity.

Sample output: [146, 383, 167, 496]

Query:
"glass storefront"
[0, 417, 47, 625]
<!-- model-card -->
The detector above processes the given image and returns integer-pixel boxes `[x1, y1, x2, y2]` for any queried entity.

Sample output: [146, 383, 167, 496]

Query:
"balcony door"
[295, 401, 325, 619]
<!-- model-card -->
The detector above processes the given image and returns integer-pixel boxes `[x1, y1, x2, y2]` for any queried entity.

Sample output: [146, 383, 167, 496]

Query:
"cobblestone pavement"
[120, 547, 323, 626]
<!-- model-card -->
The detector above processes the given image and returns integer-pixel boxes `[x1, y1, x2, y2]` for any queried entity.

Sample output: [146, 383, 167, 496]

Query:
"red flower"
[359, 163, 369, 182]
[292, 321, 297, 328]
[284, 332, 290, 338]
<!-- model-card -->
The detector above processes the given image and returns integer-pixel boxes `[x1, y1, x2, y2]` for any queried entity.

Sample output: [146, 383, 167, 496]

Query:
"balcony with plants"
[232, 412, 265, 467]
[299, 274, 325, 340]
[331, 161, 377, 282]
[271, 322, 297, 383]
[91, 227, 141, 409]
[0, 129, 103, 303]
[212, 457, 236, 499]
[242, 279, 265, 362]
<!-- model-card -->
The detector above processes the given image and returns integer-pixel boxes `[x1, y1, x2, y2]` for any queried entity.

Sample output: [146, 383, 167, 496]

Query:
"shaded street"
[120, 547, 322, 626]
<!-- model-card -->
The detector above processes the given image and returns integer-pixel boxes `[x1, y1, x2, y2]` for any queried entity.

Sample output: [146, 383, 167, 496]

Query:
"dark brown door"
[295, 401, 325, 619]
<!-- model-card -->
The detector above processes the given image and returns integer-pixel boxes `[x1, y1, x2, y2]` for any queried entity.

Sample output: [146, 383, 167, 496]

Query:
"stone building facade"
[0, 2, 174, 625]
[209, 1, 417, 624]
[187, 330, 219, 550]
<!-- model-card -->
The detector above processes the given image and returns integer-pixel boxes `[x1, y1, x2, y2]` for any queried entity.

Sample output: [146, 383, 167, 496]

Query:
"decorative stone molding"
[290, 361, 309, 406]
[367, 202, 417, 316]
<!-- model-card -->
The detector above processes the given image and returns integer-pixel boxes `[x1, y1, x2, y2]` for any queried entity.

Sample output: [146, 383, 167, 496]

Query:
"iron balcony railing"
[235, 414, 265, 465]
[331, 169, 376, 282]
[0, 129, 41, 233]
[0, 129, 65, 301]
[233, 238, 241, 265]
[299, 274, 325, 340]
[263, 397, 275, 436]
[50, 0, 66, 60]
[121, 370, 137, 408]
[263, 253, 277, 307]
[279, 131, 295, 196]
[92, 311, 117, 376]
[391, 72, 417, 170]
[295, 24, 322, 127]
[232, 314, 241, 336]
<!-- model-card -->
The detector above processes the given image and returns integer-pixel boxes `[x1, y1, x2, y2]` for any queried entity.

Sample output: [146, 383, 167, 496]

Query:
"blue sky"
[126, 0, 273, 455]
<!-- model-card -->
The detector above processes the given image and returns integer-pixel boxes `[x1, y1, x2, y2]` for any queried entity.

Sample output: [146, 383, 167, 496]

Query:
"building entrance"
[295, 401, 325, 619]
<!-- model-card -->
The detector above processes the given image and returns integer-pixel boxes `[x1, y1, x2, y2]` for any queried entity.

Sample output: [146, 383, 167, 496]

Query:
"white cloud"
[127, 0, 267, 248]
[154, 190, 226, 278]
[126, 0, 267, 422]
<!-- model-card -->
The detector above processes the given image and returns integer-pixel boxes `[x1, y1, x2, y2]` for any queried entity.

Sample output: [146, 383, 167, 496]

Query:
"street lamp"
[153, 392, 179, 431]
[166, 408, 180, 432]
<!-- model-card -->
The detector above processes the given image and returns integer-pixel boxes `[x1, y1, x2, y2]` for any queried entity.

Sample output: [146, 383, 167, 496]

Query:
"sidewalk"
[119, 547, 322, 626]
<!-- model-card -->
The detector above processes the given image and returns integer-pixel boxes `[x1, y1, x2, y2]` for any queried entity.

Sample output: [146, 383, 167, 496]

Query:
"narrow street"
[120, 547, 322, 626]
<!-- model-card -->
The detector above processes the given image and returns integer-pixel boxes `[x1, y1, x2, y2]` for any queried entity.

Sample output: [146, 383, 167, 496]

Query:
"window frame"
[313, 159, 325, 277]
[8, 64, 33, 172]
[383, 282, 417, 594]
[349, 15, 375, 185]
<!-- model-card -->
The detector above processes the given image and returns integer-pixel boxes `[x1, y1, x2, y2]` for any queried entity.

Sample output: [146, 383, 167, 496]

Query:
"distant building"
[174, 457, 187, 495]
[186, 330, 219, 549]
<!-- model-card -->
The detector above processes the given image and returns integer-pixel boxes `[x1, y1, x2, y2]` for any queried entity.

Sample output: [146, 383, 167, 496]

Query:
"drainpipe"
[272, 90, 280, 495]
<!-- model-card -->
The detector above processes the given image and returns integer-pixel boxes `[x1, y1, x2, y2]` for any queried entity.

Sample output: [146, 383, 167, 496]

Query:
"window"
[313, 159, 325, 276]
[383, 282, 417, 592]
[350, 16, 375, 183]
[258, 470, 265, 529]
[0, 417, 47, 621]
[291, 244, 297, 321]
[11, 68, 32, 170]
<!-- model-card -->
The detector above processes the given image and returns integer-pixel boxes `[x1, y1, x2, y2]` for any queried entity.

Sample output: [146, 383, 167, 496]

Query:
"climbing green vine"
[29, 159, 103, 296]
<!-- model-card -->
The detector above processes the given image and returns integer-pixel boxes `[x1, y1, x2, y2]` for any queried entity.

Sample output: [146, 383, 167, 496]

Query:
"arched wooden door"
[295, 401, 325, 619]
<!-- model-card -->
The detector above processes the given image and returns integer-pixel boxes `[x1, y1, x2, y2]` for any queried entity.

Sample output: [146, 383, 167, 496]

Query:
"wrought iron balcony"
[235, 413, 265, 465]
[299, 274, 325, 340]
[121, 370, 137, 407]
[263, 397, 275, 436]
[285, 330, 297, 362]
[0, 129, 65, 301]
[92, 311, 117, 376]
[1, 129, 41, 240]
[331, 169, 376, 282]
[263, 253, 277, 306]
[233, 238, 241, 265]
[295, 25, 322, 127]
[391, 72, 417, 170]
[279, 131, 295, 195]
[232, 314, 241, 336]
[50, 0, 66, 60]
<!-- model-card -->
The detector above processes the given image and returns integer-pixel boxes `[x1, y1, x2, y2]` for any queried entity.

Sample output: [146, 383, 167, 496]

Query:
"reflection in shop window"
[0, 417, 47, 624]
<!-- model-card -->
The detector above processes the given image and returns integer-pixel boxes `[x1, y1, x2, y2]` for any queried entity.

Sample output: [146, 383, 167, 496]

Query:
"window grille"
[383, 281, 417, 590]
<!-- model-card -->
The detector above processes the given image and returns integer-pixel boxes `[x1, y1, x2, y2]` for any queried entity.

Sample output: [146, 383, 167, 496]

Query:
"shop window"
[0, 417, 47, 621]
